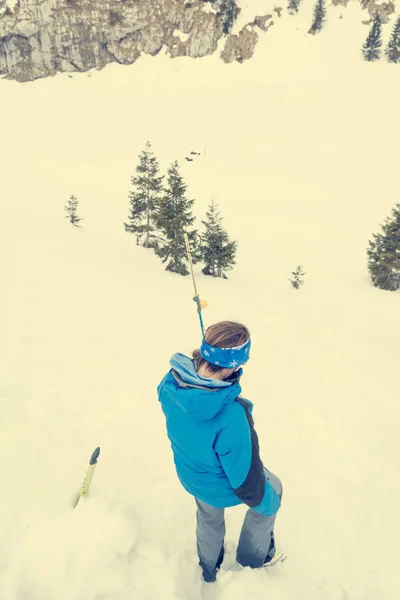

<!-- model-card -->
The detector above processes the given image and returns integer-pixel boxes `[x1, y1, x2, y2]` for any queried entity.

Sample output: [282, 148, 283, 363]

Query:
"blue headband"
[200, 338, 251, 369]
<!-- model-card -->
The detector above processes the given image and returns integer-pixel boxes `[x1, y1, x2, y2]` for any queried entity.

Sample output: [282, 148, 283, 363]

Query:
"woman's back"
[157, 352, 246, 508]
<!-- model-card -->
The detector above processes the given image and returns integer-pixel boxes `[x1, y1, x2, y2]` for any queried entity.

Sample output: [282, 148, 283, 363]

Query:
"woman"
[157, 320, 283, 582]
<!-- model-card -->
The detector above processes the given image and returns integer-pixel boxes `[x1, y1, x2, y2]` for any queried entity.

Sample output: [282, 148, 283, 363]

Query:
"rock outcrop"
[367, 0, 395, 23]
[221, 23, 259, 64]
[0, 0, 246, 81]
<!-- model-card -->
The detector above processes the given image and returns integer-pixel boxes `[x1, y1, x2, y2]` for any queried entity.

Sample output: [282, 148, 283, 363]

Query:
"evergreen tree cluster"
[362, 12, 400, 63]
[367, 202, 400, 291]
[125, 143, 237, 278]
[63, 155, 400, 294]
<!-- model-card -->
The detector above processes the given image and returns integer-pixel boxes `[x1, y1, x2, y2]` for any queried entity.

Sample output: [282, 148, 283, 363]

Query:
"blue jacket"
[157, 353, 281, 516]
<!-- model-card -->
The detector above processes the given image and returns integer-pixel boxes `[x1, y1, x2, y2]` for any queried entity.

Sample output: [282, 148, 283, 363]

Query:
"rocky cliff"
[0, 0, 262, 82]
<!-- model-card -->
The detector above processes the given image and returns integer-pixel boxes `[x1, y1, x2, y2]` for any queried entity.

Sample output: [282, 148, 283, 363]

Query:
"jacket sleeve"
[214, 399, 281, 517]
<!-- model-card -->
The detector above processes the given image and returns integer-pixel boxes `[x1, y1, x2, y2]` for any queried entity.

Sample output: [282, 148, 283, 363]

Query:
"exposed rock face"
[367, 0, 395, 23]
[252, 14, 273, 32]
[0, 0, 242, 82]
[220, 23, 259, 64]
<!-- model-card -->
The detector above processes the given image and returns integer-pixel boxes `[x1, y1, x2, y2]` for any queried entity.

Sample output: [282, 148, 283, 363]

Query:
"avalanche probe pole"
[184, 233, 206, 337]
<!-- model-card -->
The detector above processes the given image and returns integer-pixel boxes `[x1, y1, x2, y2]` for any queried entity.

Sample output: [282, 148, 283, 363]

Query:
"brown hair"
[193, 320, 250, 374]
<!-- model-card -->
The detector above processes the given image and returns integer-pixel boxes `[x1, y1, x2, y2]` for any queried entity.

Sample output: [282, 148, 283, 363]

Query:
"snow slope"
[1, 1, 400, 599]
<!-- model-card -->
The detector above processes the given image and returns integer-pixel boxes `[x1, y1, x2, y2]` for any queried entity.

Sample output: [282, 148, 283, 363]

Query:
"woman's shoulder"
[219, 396, 253, 422]
[235, 396, 254, 413]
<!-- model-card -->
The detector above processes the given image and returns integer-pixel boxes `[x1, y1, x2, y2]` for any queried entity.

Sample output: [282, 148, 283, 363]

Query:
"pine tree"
[289, 265, 306, 289]
[367, 202, 400, 291]
[65, 195, 82, 226]
[362, 15, 382, 61]
[309, 0, 326, 34]
[124, 142, 163, 247]
[154, 161, 198, 276]
[218, 0, 240, 35]
[288, 0, 301, 14]
[360, 0, 369, 10]
[201, 201, 237, 279]
[385, 13, 400, 63]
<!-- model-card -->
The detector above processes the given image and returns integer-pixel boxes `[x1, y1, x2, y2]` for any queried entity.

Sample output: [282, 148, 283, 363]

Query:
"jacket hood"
[164, 353, 242, 420]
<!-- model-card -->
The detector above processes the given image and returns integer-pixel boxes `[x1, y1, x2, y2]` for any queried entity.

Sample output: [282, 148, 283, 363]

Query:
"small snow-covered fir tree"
[289, 266, 306, 289]
[154, 161, 198, 276]
[124, 142, 163, 247]
[367, 202, 400, 291]
[201, 200, 237, 279]
[309, 0, 326, 34]
[385, 13, 400, 63]
[288, 0, 301, 14]
[362, 15, 382, 61]
[65, 195, 82, 226]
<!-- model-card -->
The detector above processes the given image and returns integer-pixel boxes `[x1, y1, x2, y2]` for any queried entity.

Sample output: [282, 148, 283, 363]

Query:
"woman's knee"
[195, 498, 225, 521]
[264, 469, 283, 500]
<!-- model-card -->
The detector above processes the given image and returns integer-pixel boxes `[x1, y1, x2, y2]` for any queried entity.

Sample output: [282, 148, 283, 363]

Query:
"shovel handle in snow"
[71, 446, 100, 508]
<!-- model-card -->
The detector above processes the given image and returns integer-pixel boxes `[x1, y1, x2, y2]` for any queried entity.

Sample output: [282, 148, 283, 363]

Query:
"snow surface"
[1, 1, 400, 599]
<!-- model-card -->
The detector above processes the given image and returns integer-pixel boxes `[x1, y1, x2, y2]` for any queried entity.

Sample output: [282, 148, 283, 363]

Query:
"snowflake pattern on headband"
[200, 338, 251, 368]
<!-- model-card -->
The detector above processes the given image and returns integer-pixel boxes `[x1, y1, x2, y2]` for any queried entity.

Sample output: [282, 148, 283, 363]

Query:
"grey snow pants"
[195, 468, 283, 582]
